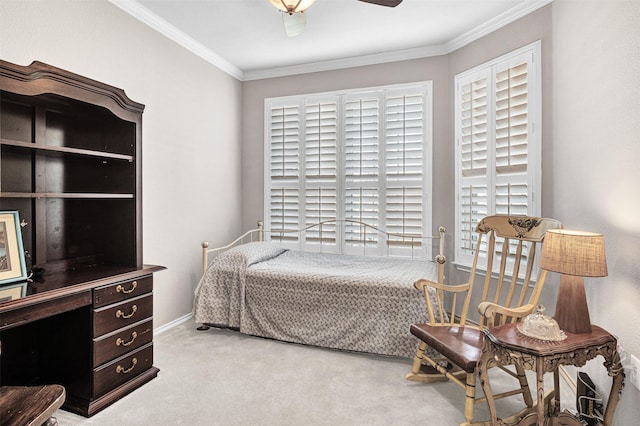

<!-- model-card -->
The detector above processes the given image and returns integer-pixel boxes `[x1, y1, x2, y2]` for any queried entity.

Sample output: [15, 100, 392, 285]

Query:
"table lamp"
[539, 229, 607, 334]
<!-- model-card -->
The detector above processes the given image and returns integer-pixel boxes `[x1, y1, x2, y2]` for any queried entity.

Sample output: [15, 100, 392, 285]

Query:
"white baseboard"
[154, 313, 193, 336]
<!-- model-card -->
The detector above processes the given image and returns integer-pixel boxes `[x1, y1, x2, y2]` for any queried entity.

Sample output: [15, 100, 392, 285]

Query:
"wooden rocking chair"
[405, 215, 562, 426]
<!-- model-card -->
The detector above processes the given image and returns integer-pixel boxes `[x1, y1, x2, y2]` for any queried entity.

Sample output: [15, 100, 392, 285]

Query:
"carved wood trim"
[0, 60, 144, 121]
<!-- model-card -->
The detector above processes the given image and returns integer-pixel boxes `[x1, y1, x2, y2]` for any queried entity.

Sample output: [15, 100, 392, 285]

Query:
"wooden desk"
[478, 323, 624, 426]
[0, 265, 164, 417]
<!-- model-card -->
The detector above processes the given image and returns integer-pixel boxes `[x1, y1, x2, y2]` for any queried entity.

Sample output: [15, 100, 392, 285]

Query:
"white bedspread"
[193, 242, 442, 358]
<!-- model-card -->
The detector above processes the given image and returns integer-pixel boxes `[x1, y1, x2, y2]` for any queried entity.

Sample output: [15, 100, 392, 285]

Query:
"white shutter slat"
[460, 76, 489, 177]
[269, 187, 299, 242]
[305, 101, 337, 180]
[305, 187, 337, 244]
[495, 182, 528, 216]
[268, 104, 301, 243]
[385, 92, 426, 250]
[269, 105, 300, 179]
[459, 184, 488, 256]
[494, 59, 529, 176]
[304, 100, 338, 249]
[344, 96, 380, 247]
[345, 97, 380, 183]
[386, 186, 423, 247]
[495, 59, 534, 265]
[344, 187, 379, 248]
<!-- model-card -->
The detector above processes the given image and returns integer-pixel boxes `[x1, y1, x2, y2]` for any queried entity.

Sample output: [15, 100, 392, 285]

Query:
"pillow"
[211, 241, 288, 269]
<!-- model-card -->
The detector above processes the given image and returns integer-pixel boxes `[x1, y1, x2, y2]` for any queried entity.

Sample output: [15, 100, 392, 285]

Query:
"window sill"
[452, 261, 539, 285]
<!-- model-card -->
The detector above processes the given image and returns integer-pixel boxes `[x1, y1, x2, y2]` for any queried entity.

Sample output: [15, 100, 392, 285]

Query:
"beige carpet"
[54, 320, 560, 425]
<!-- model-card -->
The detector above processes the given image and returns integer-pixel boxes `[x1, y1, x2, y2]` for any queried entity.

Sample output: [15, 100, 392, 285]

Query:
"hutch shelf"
[0, 60, 164, 417]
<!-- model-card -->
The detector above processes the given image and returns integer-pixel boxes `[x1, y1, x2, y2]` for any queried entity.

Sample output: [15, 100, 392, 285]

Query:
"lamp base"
[554, 274, 592, 334]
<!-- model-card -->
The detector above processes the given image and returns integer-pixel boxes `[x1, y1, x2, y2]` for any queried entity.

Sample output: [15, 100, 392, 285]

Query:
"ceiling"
[110, 0, 550, 80]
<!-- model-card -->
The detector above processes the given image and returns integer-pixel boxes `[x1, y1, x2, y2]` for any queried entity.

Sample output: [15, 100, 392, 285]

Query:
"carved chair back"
[423, 215, 563, 329]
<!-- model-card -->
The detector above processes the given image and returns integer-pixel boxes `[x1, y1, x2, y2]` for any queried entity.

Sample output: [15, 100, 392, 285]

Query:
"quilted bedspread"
[193, 242, 442, 358]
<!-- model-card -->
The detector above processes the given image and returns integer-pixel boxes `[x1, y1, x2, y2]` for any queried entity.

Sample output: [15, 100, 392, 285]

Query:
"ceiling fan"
[269, 0, 403, 37]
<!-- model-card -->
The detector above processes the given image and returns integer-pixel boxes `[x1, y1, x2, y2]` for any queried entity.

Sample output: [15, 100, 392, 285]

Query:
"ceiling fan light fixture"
[282, 11, 306, 37]
[269, 0, 317, 14]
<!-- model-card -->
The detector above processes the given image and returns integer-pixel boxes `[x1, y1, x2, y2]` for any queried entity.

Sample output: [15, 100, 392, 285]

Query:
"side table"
[478, 323, 624, 426]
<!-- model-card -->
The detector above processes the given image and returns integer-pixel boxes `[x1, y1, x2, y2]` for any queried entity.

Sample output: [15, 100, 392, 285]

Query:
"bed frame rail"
[201, 221, 265, 275]
[201, 220, 446, 280]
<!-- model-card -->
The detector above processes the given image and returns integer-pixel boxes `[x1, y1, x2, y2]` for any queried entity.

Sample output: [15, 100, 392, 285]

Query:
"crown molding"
[110, 0, 551, 82]
[242, 45, 448, 81]
[107, 0, 244, 80]
[250, 0, 552, 80]
[444, 0, 553, 53]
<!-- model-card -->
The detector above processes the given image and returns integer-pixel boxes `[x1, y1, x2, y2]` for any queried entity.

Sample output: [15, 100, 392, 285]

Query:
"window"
[454, 42, 542, 267]
[265, 82, 432, 258]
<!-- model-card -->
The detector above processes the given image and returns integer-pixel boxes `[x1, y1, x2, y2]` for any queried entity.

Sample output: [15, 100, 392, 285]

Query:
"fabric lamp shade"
[539, 229, 607, 277]
[539, 229, 607, 334]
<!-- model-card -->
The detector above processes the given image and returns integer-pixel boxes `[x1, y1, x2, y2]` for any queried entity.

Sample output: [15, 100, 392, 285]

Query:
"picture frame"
[0, 211, 27, 286]
[0, 281, 27, 303]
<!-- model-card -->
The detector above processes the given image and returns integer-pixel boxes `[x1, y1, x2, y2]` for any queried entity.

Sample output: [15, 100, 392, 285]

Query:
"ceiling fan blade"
[357, 0, 403, 7]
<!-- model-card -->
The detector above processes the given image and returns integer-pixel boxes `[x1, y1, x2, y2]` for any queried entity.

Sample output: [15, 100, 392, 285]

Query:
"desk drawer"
[93, 319, 153, 367]
[94, 276, 153, 308]
[93, 343, 153, 397]
[93, 294, 153, 337]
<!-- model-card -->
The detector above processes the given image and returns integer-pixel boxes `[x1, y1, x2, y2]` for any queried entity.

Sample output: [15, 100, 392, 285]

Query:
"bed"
[193, 220, 446, 358]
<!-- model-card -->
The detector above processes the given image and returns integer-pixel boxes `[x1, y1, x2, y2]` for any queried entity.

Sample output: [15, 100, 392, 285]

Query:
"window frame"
[454, 41, 542, 269]
[264, 81, 433, 259]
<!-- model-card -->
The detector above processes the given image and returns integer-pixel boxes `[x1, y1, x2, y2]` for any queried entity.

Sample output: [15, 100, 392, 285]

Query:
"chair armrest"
[478, 302, 535, 326]
[414, 278, 471, 293]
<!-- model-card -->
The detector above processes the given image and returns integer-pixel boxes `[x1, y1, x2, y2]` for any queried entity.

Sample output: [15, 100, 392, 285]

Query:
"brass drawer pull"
[116, 281, 138, 294]
[116, 331, 138, 347]
[116, 358, 138, 374]
[116, 305, 137, 319]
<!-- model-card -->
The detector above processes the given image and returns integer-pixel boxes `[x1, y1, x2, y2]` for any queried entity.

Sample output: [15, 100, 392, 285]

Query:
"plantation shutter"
[458, 71, 490, 256]
[265, 81, 432, 258]
[495, 59, 530, 217]
[344, 95, 380, 249]
[267, 103, 300, 242]
[385, 90, 426, 252]
[304, 100, 338, 246]
[455, 42, 541, 267]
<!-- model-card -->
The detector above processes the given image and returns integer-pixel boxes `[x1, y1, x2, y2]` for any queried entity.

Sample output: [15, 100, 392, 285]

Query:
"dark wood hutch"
[0, 60, 164, 416]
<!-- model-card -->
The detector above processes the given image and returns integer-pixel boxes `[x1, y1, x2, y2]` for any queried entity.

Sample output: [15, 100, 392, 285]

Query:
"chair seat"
[0, 384, 65, 426]
[410, 324, 484, 373]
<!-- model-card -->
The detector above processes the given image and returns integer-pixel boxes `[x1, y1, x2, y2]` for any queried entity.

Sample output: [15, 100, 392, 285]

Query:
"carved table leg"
[535, 358, 545, 426]
[478, 347, 499, 423]
[549, 368, 561, 416]
[603, 348, 625, 426]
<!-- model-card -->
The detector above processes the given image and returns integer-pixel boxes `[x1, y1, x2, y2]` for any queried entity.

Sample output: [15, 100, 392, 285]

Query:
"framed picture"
[0, 211, 27, 285]
[0, 282, 27, 303]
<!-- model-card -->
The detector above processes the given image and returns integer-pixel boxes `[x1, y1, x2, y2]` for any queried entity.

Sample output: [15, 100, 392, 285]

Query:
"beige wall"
[552, 1, 640, 422]
[0, 0, 244, 329]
